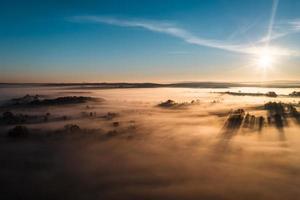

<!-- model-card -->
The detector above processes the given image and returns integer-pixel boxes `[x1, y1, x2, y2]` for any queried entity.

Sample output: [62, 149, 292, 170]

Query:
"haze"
[1, 1, 300, 200]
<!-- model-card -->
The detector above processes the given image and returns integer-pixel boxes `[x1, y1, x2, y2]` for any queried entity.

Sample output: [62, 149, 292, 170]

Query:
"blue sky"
[1, 0, 300, 82]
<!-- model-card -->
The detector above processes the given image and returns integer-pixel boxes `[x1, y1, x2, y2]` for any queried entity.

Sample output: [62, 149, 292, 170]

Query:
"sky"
[1, 0, 300, 83]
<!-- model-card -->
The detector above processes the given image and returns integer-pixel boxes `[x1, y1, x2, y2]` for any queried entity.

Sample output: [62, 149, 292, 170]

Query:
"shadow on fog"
[219, 101, 300, 142]
[215, 108, 266, 152]
[214, 102, 300, 153]
[263, 102, 300, 141]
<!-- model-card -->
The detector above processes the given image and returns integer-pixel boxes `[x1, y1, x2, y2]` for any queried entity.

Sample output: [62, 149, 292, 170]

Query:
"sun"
[256, 48, 274, 69]
[258, 53, 272, 68]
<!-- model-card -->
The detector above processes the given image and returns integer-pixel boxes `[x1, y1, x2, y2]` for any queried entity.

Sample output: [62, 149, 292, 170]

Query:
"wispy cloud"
[289, 19, 300, 31]
[69, 15, 299, 57]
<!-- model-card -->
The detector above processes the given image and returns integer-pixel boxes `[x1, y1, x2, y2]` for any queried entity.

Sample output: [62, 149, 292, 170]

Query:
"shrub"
[8, 126, 29, 138]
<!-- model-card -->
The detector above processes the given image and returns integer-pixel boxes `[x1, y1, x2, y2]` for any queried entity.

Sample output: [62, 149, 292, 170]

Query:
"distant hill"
[1, 81, 300, 89]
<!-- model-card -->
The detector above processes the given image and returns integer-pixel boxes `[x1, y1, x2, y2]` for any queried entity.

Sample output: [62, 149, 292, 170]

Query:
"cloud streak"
[70, 15, 299, 57]
[259, 19, 300, 43]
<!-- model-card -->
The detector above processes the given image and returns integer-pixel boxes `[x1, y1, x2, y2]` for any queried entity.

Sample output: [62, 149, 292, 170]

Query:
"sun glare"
[258, 53, 272, 68]
[256, 48, 274, 69]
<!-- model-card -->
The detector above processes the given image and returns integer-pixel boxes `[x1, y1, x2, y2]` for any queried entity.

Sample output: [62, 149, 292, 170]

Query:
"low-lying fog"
[0, 86, 300, 200]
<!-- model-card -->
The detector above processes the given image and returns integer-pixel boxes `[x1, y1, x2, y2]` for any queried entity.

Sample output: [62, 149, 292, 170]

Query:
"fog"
[0, 86, 300, 200]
